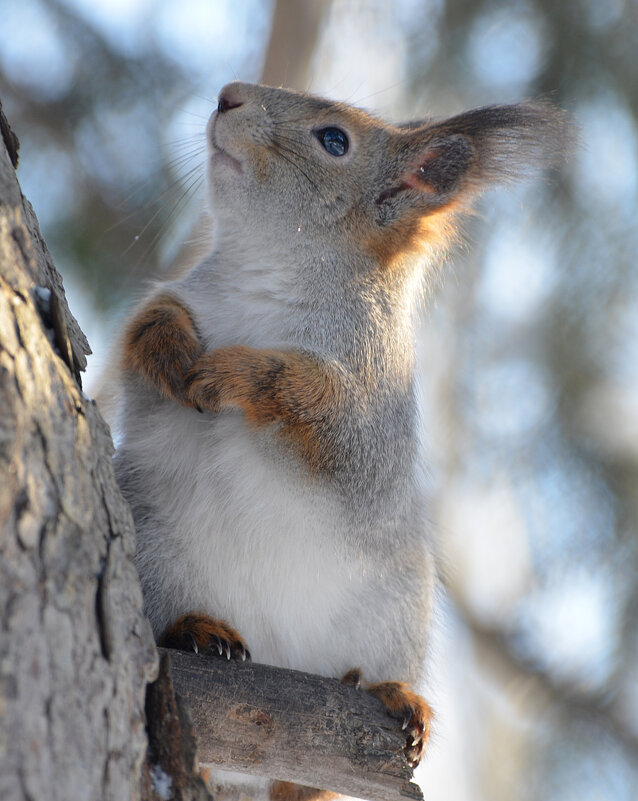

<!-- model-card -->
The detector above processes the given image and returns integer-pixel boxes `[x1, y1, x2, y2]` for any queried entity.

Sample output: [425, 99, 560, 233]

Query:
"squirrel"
[113, 82, 572, 800]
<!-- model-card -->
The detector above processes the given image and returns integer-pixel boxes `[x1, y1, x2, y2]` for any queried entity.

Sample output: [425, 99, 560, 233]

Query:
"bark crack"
[95, 555, 111, 661]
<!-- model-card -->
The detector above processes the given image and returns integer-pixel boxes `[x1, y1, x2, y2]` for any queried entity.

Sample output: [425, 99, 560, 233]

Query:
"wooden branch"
[160, 648, 424, 801]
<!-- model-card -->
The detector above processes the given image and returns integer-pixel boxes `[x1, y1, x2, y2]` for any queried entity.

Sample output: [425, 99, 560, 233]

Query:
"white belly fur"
[131, 405, 376, 680]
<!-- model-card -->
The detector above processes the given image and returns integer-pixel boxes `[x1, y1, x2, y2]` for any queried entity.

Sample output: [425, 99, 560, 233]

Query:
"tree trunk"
[0, 99, 165, 801]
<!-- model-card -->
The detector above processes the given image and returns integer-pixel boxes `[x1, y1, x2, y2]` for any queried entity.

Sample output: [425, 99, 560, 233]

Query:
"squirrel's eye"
[316, 127, 349, 157]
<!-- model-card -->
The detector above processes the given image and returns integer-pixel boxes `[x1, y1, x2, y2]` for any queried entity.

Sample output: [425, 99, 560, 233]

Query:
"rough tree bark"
[0, 100, 214, 801]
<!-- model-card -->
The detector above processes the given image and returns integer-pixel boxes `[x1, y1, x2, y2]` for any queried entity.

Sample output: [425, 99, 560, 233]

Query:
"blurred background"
[2, 0, 637, 798]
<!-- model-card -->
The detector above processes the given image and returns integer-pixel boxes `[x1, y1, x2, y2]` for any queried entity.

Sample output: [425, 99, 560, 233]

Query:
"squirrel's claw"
[405, 718, 427, 766]
[340, 668, 362, 689]
[201, 633, 251, 663]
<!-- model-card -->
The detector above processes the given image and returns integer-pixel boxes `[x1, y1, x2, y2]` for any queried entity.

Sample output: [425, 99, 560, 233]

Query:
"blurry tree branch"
[4, 0, 189, 140]
[261, 0, 332, 89]
[451, 595, 638, 761]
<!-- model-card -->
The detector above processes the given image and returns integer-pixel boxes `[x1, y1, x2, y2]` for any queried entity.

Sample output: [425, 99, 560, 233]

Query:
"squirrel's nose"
[217, 85, 244, 114]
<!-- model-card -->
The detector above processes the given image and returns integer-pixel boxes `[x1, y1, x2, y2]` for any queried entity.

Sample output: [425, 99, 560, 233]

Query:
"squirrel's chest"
[182, 269, 303, 352]
[155, 410, 361, 669]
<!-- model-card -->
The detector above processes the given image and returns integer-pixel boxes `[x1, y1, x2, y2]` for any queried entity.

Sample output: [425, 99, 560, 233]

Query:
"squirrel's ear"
[377, 102, 575, 221]
[378, 133, 475, 209]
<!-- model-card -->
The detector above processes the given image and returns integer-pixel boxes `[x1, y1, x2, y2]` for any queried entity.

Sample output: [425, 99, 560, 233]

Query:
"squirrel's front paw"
[368, 680, 432, 768]
[160, 612, 251, 661]
[185, 353, 224, 413]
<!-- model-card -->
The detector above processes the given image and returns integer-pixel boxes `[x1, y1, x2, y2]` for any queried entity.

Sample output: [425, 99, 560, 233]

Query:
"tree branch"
[160, 648, 424, 801]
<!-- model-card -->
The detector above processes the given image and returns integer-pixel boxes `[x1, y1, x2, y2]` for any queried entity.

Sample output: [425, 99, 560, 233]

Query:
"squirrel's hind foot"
[342, 669, 433, 768]
[159, 612, 251, 662]
[367, 680, 432, 768]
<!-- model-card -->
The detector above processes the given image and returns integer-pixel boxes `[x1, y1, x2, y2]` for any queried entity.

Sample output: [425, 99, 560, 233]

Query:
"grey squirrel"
[113, 82, 572, 800]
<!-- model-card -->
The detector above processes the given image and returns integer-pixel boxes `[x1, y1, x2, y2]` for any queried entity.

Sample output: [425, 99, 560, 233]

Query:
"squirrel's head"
[206, 82, 574, 268]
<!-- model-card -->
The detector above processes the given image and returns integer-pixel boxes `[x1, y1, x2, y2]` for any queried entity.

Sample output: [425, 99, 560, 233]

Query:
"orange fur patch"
[365, 200, 463, 268]
[186, 346, 346, 473]
[121, 293, 203, 405]
[269, 781, 338, 801]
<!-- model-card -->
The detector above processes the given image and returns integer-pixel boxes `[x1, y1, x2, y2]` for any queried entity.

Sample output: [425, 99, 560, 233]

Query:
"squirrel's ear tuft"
[440, 101, 577, 186]
[377, 101, 575, 219]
